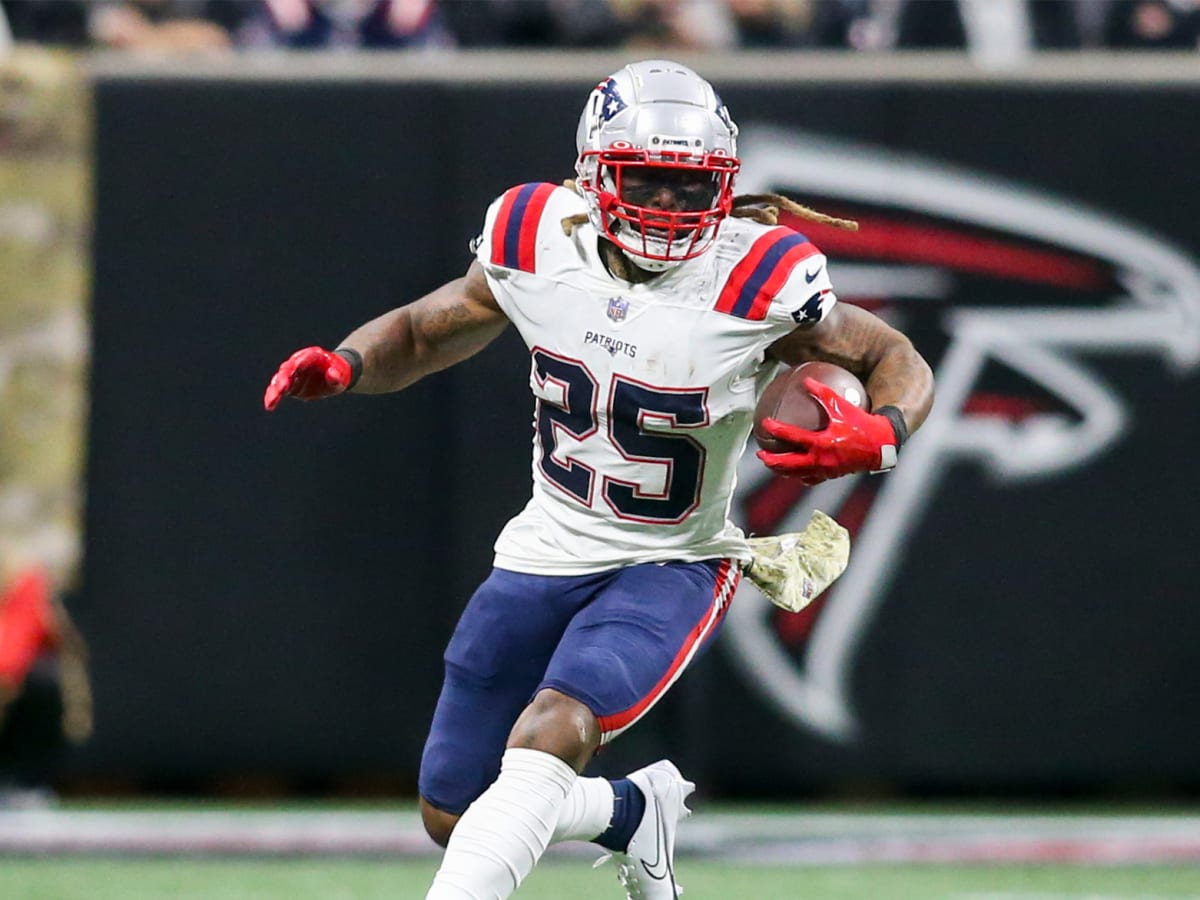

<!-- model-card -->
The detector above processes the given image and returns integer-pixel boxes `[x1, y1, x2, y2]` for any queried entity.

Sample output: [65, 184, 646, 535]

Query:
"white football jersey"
[475, 183, 837, 575]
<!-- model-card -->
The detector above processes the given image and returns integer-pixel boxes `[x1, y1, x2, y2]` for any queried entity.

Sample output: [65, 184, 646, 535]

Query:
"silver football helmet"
[575, 59, 740, 272]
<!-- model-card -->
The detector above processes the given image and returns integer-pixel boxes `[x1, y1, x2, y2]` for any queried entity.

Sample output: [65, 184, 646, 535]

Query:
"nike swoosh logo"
[639, 803, 669, 881]
[804, 267, 822, 283]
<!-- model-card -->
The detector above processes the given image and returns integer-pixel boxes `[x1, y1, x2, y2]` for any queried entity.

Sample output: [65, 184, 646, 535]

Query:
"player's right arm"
[263, 260, 508, 410]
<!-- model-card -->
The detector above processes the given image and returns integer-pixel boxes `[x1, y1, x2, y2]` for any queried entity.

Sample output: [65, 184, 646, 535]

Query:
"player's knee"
[419, 797, 460, 848]
[507, 688, 600, 771]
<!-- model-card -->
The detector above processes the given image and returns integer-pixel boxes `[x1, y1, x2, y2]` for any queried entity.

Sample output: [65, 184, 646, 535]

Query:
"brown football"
[753, 361, 870, 453]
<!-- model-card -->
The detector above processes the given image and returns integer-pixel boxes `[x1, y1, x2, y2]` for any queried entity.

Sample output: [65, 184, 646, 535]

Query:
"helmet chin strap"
[625, 248, 683, 273]
[610, 222, 690, 273]
[597, 237, 680, 283]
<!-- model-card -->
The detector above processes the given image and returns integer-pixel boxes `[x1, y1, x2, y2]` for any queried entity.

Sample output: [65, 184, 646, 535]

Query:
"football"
[753, 361, 870, 452]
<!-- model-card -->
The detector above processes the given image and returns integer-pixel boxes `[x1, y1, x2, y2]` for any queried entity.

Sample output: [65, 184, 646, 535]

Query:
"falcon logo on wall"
[726, 126, 1200, 742]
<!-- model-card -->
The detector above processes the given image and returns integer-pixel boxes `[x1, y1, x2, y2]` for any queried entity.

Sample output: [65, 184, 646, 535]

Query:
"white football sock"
[425, 748, 576, 900]
[552, 776, 615, 843]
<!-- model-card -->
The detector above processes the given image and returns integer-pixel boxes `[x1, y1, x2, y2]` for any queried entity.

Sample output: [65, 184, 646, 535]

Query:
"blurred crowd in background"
[0, 0, 1198, 58]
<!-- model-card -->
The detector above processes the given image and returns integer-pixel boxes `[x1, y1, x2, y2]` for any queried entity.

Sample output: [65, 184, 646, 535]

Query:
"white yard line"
[0, 809, 437, 856]
[2, 809, 1200, 863]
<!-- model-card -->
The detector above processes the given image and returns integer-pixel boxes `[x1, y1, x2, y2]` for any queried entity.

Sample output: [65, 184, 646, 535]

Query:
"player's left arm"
[761, 303, 935, 478]
[263, 260, 509, 410]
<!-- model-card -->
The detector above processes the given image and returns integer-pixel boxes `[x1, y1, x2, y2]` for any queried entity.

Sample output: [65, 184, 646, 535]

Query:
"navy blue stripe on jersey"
[492, 183, 555, 272]
[715, 229, 818, 321]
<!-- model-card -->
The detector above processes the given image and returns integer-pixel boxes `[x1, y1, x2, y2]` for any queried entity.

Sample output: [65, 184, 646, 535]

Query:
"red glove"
[263, 346, 356, 411]
[756, 378, 904, 483]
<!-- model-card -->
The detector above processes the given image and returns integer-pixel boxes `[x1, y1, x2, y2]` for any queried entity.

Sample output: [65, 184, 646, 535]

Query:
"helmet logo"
[598, 77, 628, 122]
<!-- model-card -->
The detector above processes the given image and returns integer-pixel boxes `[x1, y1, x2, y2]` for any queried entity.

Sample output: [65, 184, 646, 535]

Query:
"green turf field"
[4, 804, 1199, 898]
[1, 859, 1199, 899]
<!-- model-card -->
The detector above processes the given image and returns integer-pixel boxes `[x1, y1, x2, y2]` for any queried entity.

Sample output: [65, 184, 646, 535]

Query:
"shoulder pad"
[486, 182, 584, 275]
[713, 225, 821, 321]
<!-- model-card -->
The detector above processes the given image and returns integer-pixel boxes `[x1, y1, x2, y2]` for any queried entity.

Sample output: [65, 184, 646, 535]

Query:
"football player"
[264, 59, 933, 900]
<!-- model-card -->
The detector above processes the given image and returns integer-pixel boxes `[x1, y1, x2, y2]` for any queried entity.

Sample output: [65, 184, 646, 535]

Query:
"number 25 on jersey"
[532, 349, 708, 525]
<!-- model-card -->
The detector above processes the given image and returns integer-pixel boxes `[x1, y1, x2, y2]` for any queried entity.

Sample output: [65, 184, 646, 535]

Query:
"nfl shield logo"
[606, 296, 629, 323]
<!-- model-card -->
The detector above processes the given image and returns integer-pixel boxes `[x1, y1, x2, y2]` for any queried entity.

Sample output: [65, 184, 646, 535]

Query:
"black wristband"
[334, 347, 363, 390]
[874, 405, 908, 448]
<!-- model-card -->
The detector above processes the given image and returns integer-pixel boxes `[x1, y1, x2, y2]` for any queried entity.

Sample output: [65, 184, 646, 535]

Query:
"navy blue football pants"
[418, 558, 739, 814]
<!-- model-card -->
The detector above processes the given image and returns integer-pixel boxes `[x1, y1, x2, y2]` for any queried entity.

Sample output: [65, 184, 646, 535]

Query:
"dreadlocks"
[560, 180, 590, 235]
[559, 181, 858, 236]
[729, 193, 859, 231]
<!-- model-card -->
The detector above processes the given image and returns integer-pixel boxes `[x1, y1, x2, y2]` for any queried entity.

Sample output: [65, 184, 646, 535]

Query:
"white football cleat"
[598, 759, 694, 899]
